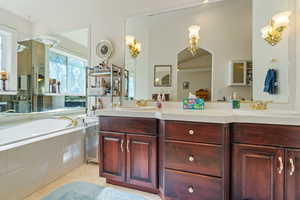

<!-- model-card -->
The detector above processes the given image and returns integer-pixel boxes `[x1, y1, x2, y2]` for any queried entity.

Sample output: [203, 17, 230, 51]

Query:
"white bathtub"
[0, 118, 86, 200]
[0, 118, 75, 147]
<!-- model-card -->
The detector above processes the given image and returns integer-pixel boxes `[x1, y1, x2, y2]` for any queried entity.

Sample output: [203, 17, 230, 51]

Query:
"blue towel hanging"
[263, 69, 277, 95]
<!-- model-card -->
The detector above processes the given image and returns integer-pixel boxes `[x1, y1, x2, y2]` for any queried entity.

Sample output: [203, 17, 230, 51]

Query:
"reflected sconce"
[188, 25, 201, 55]
[0, 71, 8, 91]
[261, 11, 292, 46]
[126, 35, 141, 58]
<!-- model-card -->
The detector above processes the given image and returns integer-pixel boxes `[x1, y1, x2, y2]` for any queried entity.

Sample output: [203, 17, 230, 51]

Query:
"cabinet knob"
[188, 155, 195, 162]
[188, 186, 194, 194]
[188, 130, 194, 135]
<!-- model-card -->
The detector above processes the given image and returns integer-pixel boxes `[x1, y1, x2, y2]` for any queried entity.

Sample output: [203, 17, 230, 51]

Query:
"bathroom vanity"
[98, 109, 300, 200]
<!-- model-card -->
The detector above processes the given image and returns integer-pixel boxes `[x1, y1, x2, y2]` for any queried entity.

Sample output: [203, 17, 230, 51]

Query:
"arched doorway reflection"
[177, 48, 212, 101]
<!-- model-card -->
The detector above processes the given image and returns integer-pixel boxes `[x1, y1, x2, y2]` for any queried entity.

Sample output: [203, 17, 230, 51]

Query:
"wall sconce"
[126, 35, 141, 58]
[188, 25, 201, 55]
[261, 11, 292, 46]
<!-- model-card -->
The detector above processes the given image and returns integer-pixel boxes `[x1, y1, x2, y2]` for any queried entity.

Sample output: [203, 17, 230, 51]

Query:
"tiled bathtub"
[0, 119, 86, 200]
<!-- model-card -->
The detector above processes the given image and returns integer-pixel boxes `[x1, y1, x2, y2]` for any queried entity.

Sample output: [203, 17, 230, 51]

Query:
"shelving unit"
[86, 64, 123, 116]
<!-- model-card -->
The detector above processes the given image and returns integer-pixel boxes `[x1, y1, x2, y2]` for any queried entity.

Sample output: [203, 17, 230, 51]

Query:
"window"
[48, 50, 86, 95]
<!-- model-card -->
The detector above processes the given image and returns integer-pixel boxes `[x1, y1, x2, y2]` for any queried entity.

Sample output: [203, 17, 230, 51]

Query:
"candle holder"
[0, 72, 8, 91]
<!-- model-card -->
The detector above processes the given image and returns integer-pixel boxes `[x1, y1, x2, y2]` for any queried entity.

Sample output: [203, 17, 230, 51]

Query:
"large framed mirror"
[0, 27, 90, 113]
[124, 0, 295, 104]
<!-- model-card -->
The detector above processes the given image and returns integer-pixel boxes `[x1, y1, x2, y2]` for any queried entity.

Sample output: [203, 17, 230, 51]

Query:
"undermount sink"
[233, 110, 300, 117]
[115, 106, 156, 111]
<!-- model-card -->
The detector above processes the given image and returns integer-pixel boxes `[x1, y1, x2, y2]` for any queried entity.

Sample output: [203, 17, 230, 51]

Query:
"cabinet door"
[232, 144, 284, 200]
[99, 132, 126, 182]
[126, 134, 157, 190]
[286, 149, 300, 200]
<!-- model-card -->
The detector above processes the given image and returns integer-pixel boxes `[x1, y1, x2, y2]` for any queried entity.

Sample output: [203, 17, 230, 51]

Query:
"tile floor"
[24, 164, 161, 200]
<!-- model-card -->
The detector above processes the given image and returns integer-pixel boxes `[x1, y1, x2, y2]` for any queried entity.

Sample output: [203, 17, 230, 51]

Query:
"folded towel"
[264, 69, 277, 95]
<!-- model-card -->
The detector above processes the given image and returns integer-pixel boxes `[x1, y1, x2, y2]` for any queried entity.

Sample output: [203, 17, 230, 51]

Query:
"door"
[126, 134, 157, 189]
[286, 149, 300, 200]
[100, 132, 126, 182]
[232, 144, 284, 200]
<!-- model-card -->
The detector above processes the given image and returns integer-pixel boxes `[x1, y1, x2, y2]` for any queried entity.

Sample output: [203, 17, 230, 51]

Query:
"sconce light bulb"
[272, 11, 292, 28]
[126, 35, 135, 46]
[189, 25, 200, 39]
[136, 42, 141, 51]
[261, 25, 271, 38]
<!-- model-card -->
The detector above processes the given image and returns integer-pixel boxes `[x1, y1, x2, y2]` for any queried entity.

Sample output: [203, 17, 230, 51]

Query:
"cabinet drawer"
[165, 169, 222, 200]
[165, 141, 222, 177]
[233, 123, 300, 148]
[165, 121, 223, 144]
[100, 116, 157, 135]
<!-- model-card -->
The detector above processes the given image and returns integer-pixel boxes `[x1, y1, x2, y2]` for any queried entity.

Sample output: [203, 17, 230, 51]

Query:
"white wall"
[252, 0, 296, 104]
[127, 0, 252, 101]
[126, 16, 150, 99]
[0, 8, 32, 41]
[296, 0, 300, 110]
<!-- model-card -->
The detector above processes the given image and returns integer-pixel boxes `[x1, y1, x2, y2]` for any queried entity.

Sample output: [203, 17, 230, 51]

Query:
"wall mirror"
[124, 0, 295, 104]
[154, 65, 172, 87]
[0, 28, 89, 113]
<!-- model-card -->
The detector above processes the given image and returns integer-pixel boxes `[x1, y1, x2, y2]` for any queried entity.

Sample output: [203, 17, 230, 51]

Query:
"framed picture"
[154, 65, 172, 87]
[183, 81, 190, 90]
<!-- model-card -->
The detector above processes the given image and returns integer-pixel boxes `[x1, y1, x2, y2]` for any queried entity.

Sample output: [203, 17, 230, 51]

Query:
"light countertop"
[96, 108, 300, 126]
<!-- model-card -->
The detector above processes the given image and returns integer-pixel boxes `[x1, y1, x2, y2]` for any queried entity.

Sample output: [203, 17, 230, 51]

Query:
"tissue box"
[183, 98, 205, 110]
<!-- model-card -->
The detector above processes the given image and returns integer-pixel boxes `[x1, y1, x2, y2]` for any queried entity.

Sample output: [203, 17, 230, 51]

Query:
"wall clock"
[96, 40, 113, 61]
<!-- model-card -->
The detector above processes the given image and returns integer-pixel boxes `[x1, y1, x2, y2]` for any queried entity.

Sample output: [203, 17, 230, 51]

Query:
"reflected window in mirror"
[154, 65, 172, 87]
[49, 50, 87, 96]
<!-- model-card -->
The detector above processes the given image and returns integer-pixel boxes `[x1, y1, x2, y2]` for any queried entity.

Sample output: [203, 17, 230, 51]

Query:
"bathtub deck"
[24, 164, 161, 200]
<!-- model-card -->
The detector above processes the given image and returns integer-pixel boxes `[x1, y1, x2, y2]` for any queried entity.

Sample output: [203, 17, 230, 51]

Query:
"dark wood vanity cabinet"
[232, 144, 284, 200]
[126, 134, 157, 190]
[162, 121, 230, 200]
[232, 123, 300, 200]
[99, 116, 158, 193]
[100, 132, 126, 182]
[286, 149, 300, 200]
[98, 116, 300, 200]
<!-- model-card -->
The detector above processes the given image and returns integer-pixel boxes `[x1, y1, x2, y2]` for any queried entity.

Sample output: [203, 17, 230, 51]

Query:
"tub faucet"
[58, 116, 78, 127]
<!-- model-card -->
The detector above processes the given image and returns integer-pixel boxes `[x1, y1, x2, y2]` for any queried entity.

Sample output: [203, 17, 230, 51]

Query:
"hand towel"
[263, 69, 277, 95]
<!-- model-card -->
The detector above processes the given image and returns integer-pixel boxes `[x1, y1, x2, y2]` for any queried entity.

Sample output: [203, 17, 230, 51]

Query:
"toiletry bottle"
[156, 93, 162, 109]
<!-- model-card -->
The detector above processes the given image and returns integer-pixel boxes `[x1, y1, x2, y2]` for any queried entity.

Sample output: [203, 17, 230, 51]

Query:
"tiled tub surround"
[0, 118, 87, 200]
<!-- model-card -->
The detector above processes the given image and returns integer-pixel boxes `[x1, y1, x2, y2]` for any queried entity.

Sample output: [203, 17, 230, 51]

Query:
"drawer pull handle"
[289, 158, 295, 176]
[278, 156, 284, 175]
[127, 139, 130, 153]
[120, 139, 124, 152]
[188, 186, 194, 194]
[188, 155, 195, 162]
[188, 130, 194, 135]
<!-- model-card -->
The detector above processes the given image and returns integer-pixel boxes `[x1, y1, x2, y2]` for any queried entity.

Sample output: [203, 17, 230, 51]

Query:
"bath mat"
[42, 181, 147, 200]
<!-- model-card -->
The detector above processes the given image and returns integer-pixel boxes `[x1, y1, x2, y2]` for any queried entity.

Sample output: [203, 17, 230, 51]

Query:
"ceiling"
[0, 0, 222, 24]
